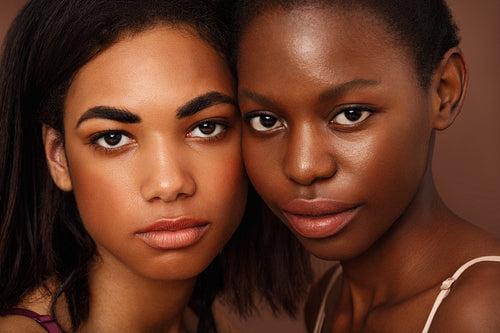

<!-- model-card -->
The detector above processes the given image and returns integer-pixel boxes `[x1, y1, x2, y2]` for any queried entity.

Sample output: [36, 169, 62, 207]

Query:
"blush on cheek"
[69, 164, 130, 224]
[216, 158, 247, 201]
[209, 156, 248, 222]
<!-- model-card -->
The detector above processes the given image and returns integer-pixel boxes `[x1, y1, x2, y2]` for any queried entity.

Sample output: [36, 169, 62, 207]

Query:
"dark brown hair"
[0, 0, 312, 330]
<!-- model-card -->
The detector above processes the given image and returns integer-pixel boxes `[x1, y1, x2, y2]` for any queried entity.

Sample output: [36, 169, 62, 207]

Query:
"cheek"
[68, 157, 136, 236]
[352, 115, 432, 208]
[208, 157, 247, 208]
[242, 135, 282, 202]
[196, 145, 248, 233]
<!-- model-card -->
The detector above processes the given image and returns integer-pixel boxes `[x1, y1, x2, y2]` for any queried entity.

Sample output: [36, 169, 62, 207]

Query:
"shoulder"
[0, 314, 47, 333]
[304, 263, 341, 333]
[429, 258, 500, 332]
[0, 286, 56, 333]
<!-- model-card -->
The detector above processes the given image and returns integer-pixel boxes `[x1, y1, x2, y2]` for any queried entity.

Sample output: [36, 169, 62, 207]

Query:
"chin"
[143, 259, 215, 282]
[123, 246, 220, 282]
[298, 235, 372, 262]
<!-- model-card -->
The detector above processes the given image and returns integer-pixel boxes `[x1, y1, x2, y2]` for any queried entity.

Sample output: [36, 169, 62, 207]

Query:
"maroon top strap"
[6, 308, 63, 333]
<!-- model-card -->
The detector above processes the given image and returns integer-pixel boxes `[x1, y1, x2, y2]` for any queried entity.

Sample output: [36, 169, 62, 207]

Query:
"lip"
[135, 218, 210, 250]
[281, 199, 360, 239]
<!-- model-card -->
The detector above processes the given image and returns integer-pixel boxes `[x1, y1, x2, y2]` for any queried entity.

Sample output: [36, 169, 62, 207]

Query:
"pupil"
[345, 109, 362, 121]
[260, 116, 277, 128]
[104, 133, 122, 146]
[199, 122, 216, 135]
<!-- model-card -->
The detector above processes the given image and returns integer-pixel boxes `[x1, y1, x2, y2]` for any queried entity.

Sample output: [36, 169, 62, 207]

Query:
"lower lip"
[135, 225, 209, 250]
[283, 207, 360, 239]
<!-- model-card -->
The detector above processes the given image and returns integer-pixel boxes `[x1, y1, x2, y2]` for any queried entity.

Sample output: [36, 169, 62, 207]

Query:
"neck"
[76, 255, 198, 333]
[340, 169, 465, 309]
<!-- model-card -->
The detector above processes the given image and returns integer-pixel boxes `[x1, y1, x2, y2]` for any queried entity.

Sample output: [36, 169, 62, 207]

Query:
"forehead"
[237, 6, 417, 95]
[65, 26, 233, 121]
[74, 26, 229, 92]
[239, 5, 401, 65]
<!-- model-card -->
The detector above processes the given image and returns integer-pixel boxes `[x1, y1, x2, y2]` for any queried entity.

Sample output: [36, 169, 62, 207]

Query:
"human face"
[60, 26, 247, 281]
[238, 7, 435, 260]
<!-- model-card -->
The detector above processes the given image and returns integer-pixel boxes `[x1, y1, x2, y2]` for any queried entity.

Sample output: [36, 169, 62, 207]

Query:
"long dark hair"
[0, 0, 312, 330]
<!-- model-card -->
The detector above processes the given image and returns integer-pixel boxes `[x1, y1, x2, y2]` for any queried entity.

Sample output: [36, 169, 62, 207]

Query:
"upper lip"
[281, 198, 357, 216]
[135, 217, 209, 234]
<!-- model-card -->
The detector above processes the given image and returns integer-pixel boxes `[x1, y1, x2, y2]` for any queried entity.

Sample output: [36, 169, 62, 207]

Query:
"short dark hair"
[0, 0, 312, 329]
[233, 0, 460, 88]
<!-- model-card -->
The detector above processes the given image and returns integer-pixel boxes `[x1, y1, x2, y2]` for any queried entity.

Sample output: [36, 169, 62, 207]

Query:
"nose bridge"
[140, 137, 195, 202]
[283, 123, 337, 185]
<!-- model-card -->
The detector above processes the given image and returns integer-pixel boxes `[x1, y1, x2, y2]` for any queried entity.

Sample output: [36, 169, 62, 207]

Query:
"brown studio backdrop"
[1, 0, 499, 332]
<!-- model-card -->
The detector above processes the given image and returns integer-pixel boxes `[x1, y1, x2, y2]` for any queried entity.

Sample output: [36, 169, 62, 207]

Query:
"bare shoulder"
[304, 263, 341, 333]
[0, 314, 47, 333]
[429, 259, 500, 332]
[0, 285, 55, 333]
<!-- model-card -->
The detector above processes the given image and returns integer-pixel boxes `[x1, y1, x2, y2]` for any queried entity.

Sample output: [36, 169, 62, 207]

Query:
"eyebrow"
[76, 106, 141, 128]
[318, 79, 380, 103]
[239, 78, 380, 108]
[238, 89, 280, 108]
[176, 92, 237, 119]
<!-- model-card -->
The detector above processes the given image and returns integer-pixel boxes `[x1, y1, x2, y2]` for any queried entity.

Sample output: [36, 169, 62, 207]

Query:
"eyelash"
[244, 105, 375, 134]
[88, 130, 134, 154]
[244, 111, 284, 134]
[87, 118, 232, 155]
[329, 105, 375, 128]
[187, 119, 231, 142]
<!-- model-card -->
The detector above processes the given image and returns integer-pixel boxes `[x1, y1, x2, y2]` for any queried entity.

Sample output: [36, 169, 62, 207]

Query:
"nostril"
[140, 160, 196, 202]
[142, 176, 196, 202]
[283, 151, 337, 186]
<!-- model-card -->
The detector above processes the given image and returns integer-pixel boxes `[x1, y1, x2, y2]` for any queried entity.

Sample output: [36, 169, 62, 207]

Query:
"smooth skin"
[5, 26, 246, 333]
[238, 7, 500, 333]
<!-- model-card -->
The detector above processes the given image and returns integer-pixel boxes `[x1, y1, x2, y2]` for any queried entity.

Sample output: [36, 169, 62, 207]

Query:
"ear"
[431, 47, 469, 130]
[42, 125, 73, 192]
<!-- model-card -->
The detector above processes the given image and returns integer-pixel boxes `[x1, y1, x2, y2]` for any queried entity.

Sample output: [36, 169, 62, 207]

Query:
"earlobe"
[432, 47, 469, 130]
[42, 125, 73, 192]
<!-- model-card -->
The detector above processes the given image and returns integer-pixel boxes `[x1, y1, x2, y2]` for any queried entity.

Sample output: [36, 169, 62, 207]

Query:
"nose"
[283, 126, 337, 186]
[140, 144, 196, 202]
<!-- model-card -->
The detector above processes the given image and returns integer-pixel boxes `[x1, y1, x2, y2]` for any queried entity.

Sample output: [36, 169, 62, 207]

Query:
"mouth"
[281, 199, 360, 239]
[135, 218, 210, 250]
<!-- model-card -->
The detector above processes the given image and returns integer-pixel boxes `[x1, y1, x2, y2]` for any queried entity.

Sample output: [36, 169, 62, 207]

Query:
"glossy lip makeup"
[135, 218, 210, 250]
[281, 199, 360, 239]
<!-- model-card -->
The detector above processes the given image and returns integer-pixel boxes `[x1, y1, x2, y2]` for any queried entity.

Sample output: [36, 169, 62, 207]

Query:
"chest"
[322, 286, 440, 333]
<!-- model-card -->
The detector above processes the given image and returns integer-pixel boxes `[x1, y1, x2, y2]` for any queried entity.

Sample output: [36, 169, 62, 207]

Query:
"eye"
[188, 120, 226, 138]
[247, 114, 283, 132]
[92, 131, 133, 149]
[332, 108, 371, 125]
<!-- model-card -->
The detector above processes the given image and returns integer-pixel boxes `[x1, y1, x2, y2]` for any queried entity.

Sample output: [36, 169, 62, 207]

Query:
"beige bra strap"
[313, 265, 343, 333]
[421, 256, 500, 333]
